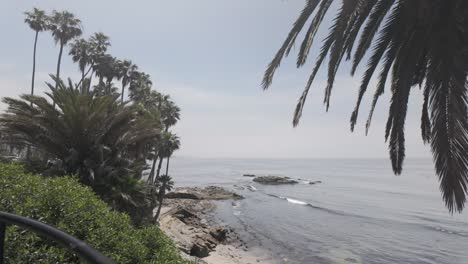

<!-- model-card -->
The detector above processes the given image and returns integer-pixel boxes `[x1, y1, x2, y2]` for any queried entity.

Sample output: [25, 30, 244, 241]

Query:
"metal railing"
[0, 211, 115, 264]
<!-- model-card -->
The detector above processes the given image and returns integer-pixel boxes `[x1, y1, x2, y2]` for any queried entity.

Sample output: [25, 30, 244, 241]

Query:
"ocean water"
[168, 157, 468, 264]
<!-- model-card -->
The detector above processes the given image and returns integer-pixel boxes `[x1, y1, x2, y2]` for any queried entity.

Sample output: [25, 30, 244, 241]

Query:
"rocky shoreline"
[157, 186, 274, 264]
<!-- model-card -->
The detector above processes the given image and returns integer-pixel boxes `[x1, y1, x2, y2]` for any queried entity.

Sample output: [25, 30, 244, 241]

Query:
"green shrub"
[0, 163, 189, 264]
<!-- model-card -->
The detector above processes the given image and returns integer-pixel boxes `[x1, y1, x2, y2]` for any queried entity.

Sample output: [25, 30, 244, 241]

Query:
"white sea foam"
[286, 198, 308, 205]
[247, 185, 257, 191]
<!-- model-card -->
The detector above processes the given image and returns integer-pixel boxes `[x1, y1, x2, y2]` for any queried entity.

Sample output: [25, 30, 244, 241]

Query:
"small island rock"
[253, 175, 298, 185]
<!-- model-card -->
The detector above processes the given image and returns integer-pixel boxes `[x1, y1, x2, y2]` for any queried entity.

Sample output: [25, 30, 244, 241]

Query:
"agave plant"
[264, 0, 468, 213]
[0, 77, 161, 213]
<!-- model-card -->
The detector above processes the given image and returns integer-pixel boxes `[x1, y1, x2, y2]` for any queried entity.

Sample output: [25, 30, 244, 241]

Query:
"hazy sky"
[0, 0, 431, 159]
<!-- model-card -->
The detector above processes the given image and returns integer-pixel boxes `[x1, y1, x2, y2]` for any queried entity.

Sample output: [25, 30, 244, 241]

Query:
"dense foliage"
[0, 163, 190, 264]
[0, 8, 182, 226]
[264, 0, 468, 213]
[0, 79, 160, 223]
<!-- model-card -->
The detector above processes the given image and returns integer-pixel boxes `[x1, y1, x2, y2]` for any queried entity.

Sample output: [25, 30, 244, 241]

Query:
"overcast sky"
[0, 0, 431, 159]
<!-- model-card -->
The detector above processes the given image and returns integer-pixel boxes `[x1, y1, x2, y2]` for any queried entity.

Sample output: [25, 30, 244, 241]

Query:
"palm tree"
[263, 0, 468, 213]
[128, 71, 153, 103]
[0, 77, 161, 207]
[48, 10, 82, 89]
[147, 131, 179, 185]
[153, 175, 174, 222]
[86, 33, 111, 89]
[119, 60, 138, 102]
[69, 38, 93, 90]
[90, 32, 110, 54]
[164, 133, 180, 176]
[160, 97, 180, 131]
[24, 8, 48, 98]
[92, 54, 114, 89]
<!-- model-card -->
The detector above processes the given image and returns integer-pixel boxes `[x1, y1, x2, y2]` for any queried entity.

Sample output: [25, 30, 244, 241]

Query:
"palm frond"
[351, 0, 396, 74]
[262, 0, 321, 89]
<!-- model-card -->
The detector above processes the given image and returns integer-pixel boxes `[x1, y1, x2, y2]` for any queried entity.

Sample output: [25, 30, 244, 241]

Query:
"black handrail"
[0, 211, 115, 264]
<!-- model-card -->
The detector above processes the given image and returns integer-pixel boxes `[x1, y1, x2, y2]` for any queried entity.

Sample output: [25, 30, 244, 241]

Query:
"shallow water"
[169, 157, 468, 264]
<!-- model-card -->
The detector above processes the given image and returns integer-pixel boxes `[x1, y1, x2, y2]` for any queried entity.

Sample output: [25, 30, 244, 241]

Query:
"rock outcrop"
[252, 175, 298, 185]
[159, 186, 245, 260]
[166, 186, 244, 200]
[309, 180, 322, 185]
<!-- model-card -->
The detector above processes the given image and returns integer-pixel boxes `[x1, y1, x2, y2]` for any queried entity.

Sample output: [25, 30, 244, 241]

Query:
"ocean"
[168, 157, 468, 264]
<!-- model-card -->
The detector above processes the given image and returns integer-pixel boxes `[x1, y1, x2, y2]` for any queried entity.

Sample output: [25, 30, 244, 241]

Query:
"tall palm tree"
[263, 0, 468, 213]
[147, 131, 179, 185]
[153, 175, 174, 222]
[48, 10, 82, 89]
[160, 98, 180, 131]
[83, 32, 110, 90]
[164, 133, 180, 176]
[119, 60, 138, 102]
[93, 54, 113, 86]
[90, 32, 110, 54]
[92, 55, 122, 95]
[69, 38, 93, 90]
[128, 71, 153, 103]
[24, 8, 48, 98]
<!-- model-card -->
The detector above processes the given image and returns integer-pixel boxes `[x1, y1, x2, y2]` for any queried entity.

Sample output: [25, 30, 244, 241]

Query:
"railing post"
[0, 222, 5, 264]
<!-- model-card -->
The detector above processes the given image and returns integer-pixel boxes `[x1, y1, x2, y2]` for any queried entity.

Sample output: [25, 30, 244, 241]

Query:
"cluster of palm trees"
[0, 8, 182, 224]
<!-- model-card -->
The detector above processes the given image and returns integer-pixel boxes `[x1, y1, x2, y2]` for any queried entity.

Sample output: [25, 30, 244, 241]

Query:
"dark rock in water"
[243, 174, 256, 177]
[190, 240, 211, 258]
[253, 175, 298, 185]
[210, 226, 228, 242]
[166, 192, 201, 200]
[309, 180, 322, 185]
[166, 186, 244, 200]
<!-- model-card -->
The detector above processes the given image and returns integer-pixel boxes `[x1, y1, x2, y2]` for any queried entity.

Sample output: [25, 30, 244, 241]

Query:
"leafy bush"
[0, 163, 189, 264]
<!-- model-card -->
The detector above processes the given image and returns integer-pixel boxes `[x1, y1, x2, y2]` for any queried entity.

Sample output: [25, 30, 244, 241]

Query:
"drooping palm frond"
[263, 0, 468, 212]
[261, 0, 322, 89]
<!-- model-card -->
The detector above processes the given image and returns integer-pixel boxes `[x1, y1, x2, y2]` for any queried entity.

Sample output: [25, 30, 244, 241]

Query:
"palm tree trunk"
[121, 82, 125, 103]
[154, 182, 166, 222]
[165, 156, 170, 176]
[88, 69, 95, 93]
[55, 42, 64, 88]
[147, 156, 158, 184]
[155, 156, 164, 182]
[53, 42, 64, 108]
[27, 30, 39, 161]
[106, 79, 112, 95]
[31, 31, 38, 97]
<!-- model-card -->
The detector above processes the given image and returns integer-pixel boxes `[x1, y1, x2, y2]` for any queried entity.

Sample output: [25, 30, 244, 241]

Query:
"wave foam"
[286, 198, 308, 205]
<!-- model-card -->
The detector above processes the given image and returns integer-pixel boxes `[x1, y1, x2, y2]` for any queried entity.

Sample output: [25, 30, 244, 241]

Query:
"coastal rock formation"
[166, 192, 201, 200]
[158, 186, 246, 261]
[253, 175, 298, 185]
[309, 180, 322, 185]
[210, 226, 228, 242]
[166, 186, 244, 200]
